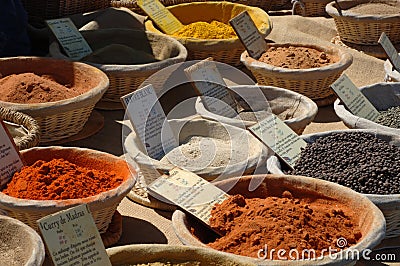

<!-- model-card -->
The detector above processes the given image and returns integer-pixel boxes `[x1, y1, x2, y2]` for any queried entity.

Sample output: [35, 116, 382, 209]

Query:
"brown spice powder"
[208, 192, 362, 260]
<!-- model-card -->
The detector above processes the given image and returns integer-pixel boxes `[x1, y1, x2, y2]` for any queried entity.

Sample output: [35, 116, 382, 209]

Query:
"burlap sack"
[334, 83, 400, 135]
[384, 58, 400, 82]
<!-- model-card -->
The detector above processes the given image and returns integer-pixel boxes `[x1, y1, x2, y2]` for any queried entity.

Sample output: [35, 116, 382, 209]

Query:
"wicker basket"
[49, 29, 187, 105]
[266, 129, 400, 239]
[384, 56, 400, 82]
[0, 107, 40, 150]
[240, 43, 353, 106]
[21, 0, 109, 19]
[292, 0, 331, 17]
[0, 146, 135, 234]
[172, 174, 386, 265]
[326, 0, 400, 45]
[195, 85, 318, 135]
[0, 57, 109, 143]
[145, 1, 272, 66]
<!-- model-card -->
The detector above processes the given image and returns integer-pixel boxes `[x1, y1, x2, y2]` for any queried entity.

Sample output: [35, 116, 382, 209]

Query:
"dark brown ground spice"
[2, 158, 124, 200]
[208, 192, 362, 260]
[258, 46, 338, 69]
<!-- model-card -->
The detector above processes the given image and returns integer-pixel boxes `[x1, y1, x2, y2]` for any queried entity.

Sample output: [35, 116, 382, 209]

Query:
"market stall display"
[195, 85, 318, 134]
[267, 130, 400, 238]
[50, 29, 187, 108]
[172, 174, 385, 264]
[0, 57, 109, 142]
[241, 43, 352, 106]
[145, 1, 272, 65]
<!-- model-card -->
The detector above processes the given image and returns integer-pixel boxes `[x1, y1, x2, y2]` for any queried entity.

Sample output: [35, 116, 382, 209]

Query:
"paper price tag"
[38, 204, 111, 266]
[229, 11, 267, 59]
[46, 18, 92, 60]
[331, 74, 380, 122]
[0, 120, 24, 188]
[121, 84, 178, 160]
[379, 32, 400, 72]
[148, 167, 229, 226]
[137, 0, 183, 34]
[249, 114, 307, 169]
[185, 59, 238, 118]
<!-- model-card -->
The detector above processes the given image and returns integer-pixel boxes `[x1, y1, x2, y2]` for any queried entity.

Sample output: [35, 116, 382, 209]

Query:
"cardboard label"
[0, 120, 24, 188]
[249, 114, 307, 168]
[46, 18, 92, 60]
[38, 204, 111, 266]
[229, 11, 267, 59]
[148, 167, 229, 226]
[137, 0, 183, 34]
[379, 32, 400, 72]
[121, 84, 178, 160]
[185, 59, 238, 118]
[331, 74, 380, 122]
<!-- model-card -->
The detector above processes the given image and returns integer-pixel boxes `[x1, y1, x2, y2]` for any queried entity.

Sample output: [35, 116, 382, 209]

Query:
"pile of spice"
[344, 2, 400, 15]
[131, 262, 200, 266]
[2, 158, 124, 200]
[290, 132, 400, 194]
[208, 192, 361, 259]
[376, 106, 400, 129]
[258, 46, 337, 69]
[0, 73, 84, 104]
[173, 21, 236, 39]
[160, 136, 248, 170]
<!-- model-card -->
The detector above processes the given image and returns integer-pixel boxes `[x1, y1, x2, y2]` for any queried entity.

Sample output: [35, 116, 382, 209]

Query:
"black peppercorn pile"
[376, 106, 400, 129]
[291, 132, 400, 195]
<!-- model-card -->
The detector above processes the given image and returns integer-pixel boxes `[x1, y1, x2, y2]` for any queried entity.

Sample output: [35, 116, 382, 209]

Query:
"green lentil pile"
[376, 106, 400, 129]
[290, 132, 400, 195]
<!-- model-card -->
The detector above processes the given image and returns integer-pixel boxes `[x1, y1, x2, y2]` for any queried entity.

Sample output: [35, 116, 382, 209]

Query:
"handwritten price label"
[379, 32, 400, 72]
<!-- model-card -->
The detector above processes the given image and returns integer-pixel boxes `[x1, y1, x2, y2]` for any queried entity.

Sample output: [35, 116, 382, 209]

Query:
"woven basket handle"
[291, 0, 306, 16]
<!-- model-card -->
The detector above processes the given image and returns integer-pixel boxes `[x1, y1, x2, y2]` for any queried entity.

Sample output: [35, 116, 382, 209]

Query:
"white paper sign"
[331, 74, 380, 122]
[137, 0, 183, 34]
[229, 11, 267, 59]
[249, 114, 307, 168]
[148, 167, 229, 226]
[185, 59, 238, 118]
[46, 18, 92, 60]
[38, 204, 111, 266]
[0, 120, 24, 188]
[379, 32, 400, 72]
[121, 84, 178, 160]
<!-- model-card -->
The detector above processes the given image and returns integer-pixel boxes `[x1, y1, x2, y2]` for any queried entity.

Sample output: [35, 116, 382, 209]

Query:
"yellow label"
[37, 204, 111, 266]
[137, 0, 183, 34]
[249, 114, 307, 169]
[331, 74, 380, 122]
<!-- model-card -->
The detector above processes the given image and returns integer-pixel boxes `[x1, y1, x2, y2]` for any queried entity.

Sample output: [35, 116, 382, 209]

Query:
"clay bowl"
[195, 85, 318, 134]
[107, 244, 255, 265]
[0, 56, 109, 143]
[172, 174, 386, 265]
[0, 215, 45, 266]
[0, 146, 136, 234]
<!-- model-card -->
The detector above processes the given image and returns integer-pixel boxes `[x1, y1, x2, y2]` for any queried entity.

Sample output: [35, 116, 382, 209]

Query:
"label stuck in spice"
[137, 0, 183, 34]
[185, 58, 238, 118]
[148, 167, 229, 226]
[229, 11, 267, 59]
[37, 204, 111, 266]
[249, 114, 307, 169]
[46, 18, 92, 60]
[379, 32, 400, 72]
[0, 120, 24, 188]
[121, 84, 178, 160]
[331, 74, 380, 121]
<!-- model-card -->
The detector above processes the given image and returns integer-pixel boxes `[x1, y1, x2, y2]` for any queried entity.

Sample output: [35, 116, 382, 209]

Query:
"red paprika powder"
[2, 158, 124, 200]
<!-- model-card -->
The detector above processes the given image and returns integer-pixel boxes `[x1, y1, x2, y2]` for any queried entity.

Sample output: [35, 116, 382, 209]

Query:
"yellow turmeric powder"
[173, 21, 237, 39]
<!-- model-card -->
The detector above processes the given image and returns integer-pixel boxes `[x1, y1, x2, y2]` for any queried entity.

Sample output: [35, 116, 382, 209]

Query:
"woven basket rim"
[326, 0, 400, 21]
[145, 1, 272, 43]
[49, 30, 188, 73]
[240, 42, 353, 75]
[0, 146, 135, 209]
[172, 174, 386, 264]
[0, 57, 109, 111]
